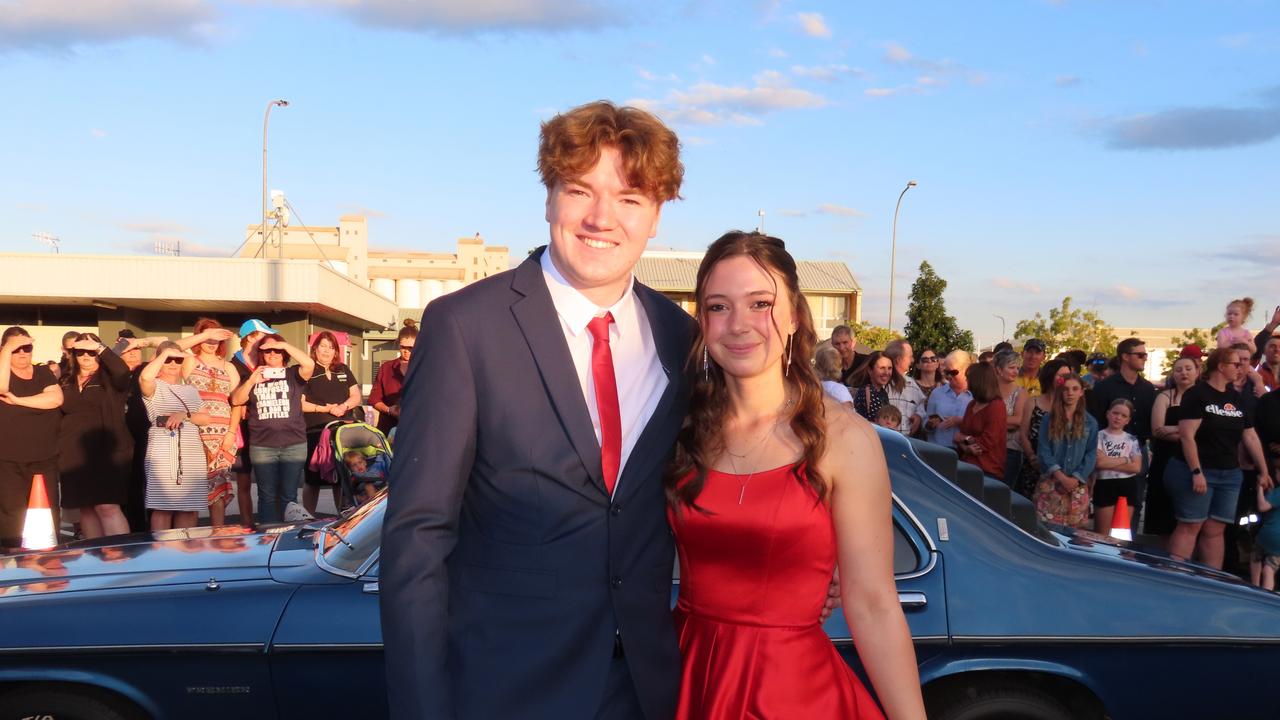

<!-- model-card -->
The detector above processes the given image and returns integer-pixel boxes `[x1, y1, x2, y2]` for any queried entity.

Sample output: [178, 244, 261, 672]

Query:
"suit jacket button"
[610, 576, 622, 589]
[610, 503, 622, 516]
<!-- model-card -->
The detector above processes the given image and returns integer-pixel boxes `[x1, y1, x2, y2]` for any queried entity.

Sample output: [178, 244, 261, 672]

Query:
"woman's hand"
[205, 328, 235, 343]
[220, 432, 237, 449]
[164, 412, 187, 430]
[72, 339, 101, 353]
[1192, 472, 1208, 495]
[1056, 473, 1079, 493]
[328, 403, 346, 417]
[258, 338, 285, 352]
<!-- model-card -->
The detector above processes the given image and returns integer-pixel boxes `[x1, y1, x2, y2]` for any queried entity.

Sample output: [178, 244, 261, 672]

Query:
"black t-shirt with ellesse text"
[1181, 382, 1253, 470]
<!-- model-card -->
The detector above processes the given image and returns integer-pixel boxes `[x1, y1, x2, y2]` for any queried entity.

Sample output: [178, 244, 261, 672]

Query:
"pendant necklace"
[724, 398, 792, 504]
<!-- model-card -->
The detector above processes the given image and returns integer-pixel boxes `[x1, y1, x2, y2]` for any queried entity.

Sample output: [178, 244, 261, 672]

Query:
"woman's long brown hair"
[666, 231, 827, 512]
[1047, 373, 1087, 441]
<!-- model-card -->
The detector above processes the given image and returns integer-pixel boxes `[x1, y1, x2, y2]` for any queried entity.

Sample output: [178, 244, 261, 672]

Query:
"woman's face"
[702, 254, 795, 381]
[1216, 351, 1241, 383]
[1172, 358, 1198, 386]
[261, 348, 287, 368]
[916, 352, 938, 378]
[74, 346, 99, 375]
[1060, 378, 1084, 405]
[315, 339, 336, 366]
[996, 361, 1018, 383]
[158, 354, 184, 382]
[9, 337, 33, 371]
[871, 357, 893, 387]
[1106, 404, 1131, 429]
[398, 336, 416, 364]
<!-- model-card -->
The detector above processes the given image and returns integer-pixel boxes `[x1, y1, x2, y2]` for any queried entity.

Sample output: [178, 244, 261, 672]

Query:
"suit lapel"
[510, 250, 607, 495]
[616, 284, 691, 503]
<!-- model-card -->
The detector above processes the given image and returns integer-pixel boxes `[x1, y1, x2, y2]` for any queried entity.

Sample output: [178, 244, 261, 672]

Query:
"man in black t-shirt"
[0, 327, 64, 550]
[1089, 338, 1157, 533]
[832, 325, 870, 388]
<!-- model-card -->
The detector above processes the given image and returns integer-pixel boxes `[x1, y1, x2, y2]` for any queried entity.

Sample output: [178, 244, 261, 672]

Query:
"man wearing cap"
[1015, 339, 1046, 398]
[1090, 338, 1157, 532]
[1083, 353, 1109, 388]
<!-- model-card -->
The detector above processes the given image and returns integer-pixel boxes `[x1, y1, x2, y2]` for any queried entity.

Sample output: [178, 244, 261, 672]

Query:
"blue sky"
[2, 0, 1277, 344]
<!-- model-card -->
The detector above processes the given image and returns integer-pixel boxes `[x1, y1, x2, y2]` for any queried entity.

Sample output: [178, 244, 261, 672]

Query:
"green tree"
[903, 261, 975, 354]
[1013, 297, 1117, 357]
[847, 322, 902, 352]
[1160, 324, 1223, 374]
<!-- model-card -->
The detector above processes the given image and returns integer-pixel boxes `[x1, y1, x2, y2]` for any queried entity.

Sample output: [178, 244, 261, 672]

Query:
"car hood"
[0, 525, 289, 598]
[1050, 525, 1258, 588]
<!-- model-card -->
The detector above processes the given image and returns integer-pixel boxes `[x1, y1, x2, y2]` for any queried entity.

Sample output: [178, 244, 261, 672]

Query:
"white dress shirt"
[541, 250, 668, 497]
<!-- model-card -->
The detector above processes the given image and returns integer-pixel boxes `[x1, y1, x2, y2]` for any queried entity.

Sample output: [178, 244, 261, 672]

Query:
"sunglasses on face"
[163, 357, 185, 365]
[919, 357, 937, 363]
[12, 344, 33, 354]
[261, 348, 285, 356]
[944, 369, 961, 377]
[72, 349, 98, 358]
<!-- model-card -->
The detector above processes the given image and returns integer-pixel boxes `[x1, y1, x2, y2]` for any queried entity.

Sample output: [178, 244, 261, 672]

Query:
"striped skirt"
[145, 425, 209, 512]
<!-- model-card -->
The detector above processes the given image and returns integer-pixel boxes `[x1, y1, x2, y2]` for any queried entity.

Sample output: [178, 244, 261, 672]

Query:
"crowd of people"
[0, 318, 413, 551]
[823, 297, 1280, 584]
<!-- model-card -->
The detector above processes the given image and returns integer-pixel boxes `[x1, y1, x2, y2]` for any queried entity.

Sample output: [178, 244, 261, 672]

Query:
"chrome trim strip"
[0, 643, 264, 655]
[952, 635, 1280, 645]
[271, 643, 383, 653]
[832, 635, 948, 647]
[891, 492, 939, 580]
[314, 542, 360, 579]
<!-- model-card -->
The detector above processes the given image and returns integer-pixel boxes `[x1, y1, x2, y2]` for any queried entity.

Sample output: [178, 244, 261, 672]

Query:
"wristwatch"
[1191, 467, 1203, 476]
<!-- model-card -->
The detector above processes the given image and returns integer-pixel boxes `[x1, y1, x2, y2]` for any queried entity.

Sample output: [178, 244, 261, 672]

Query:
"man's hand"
[818, 568, 841, 622]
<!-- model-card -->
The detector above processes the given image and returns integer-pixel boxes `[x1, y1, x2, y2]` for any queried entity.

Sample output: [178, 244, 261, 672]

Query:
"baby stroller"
[328, 421, 393, 509]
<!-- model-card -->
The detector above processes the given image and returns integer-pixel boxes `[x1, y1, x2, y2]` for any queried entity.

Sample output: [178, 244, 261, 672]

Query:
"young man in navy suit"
[381, 101, 695, 719]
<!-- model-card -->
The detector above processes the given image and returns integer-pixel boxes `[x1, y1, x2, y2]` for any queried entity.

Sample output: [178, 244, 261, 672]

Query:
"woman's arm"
[96, 346, 132, 392]
[262, 339, 316, 382]
[1037, 412, 1060, 477]
[1073, 423, 1098, 483]
[137, 348, 177, 399]
[826, 415, 927, 720]
[1006, 390, 1026, 431]
[340, 382, 363, 415]
[230, 367, 264, 407]
[1018, 398, 1036, 458]
[1178, 418, 1206, 494]
[1259, 481, 1274, 513]
[1151, 392, 1176, 441]
[0, 384, 63, 410]
[1243, 429, 1273, 490]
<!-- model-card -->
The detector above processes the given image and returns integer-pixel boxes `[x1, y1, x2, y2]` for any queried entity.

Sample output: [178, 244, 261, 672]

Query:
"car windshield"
[316, 489, 385, 576]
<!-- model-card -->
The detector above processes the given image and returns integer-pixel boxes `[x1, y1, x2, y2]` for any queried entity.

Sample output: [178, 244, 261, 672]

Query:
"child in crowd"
[875, 405, 903, 433]
[343, 449, 389, 504]
[1217, 297, 1256, 354]
[1092, 399, 1143, 535]
[1254, 476, 1280, 590]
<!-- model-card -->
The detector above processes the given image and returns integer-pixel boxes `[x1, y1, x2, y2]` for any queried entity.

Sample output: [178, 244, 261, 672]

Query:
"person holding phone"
[229, 334, 315, 523]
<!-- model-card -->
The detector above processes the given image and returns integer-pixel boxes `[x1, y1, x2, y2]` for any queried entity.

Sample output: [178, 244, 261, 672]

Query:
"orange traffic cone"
[1109, 496, 1132, 542]
[21, 474, 56, 551]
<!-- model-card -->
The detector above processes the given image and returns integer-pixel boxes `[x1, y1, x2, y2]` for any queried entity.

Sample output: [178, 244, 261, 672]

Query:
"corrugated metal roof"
[634, 256, 860, 293]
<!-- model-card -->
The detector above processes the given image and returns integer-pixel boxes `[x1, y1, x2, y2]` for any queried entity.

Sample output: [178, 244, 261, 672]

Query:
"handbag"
[1033, 477, 1090, 528]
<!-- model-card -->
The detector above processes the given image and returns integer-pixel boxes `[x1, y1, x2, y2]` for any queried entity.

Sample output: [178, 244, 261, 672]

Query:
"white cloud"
[884, 42, 913, 64]
[263, 0, 620, 34]
[0, 0, 217, 50]
[991, 277, 1042, 294]
[815, 203, 865, 218]
[779, 209, 808, 217]
[767, 47, 787, 58]
[790, 63, 864, 82]
[795, 11, 830, 39]
[629, 76, 827, 126]
[90, 128, 108, 138]
[753, 69, 787, 87]
[699, 53, 716, 66]
[876, 41, 986, 94]
[1114, 284, 1141, 300]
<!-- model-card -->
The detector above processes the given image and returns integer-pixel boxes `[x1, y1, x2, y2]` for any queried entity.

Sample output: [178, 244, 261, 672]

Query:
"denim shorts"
[1163, 457, 1243, 524]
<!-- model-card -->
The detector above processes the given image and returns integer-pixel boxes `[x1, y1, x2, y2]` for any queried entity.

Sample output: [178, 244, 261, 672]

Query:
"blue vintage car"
[0, 428, 1276, 719]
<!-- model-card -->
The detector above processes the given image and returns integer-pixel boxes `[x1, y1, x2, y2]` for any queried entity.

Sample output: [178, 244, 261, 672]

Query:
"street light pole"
[757, 209, 765, 234]
[887, 180, 917, 332]
[994, 314, 1007, 343]
[262, 99, 289, 258]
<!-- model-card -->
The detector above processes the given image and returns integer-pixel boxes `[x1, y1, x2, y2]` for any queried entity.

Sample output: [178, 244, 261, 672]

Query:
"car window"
[892, 520, 920, 575]
[317, 490, 385, 576]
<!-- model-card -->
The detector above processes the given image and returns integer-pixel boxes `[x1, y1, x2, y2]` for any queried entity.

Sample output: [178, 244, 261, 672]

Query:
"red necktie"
[587, 313, 621, 496]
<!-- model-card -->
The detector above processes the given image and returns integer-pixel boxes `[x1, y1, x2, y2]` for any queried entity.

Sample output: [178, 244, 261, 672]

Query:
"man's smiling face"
[545, 145, 661, 306]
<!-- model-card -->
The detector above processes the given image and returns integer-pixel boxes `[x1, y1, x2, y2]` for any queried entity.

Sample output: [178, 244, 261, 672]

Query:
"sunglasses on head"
[944, 369, 961, 377]
[12, 344, 33, 354]
[163, 357, 185, 365]
[72, 349, 97, 358]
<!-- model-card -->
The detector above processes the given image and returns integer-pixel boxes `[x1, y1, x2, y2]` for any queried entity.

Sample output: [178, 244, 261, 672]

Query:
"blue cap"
[239, 319, 277, 338]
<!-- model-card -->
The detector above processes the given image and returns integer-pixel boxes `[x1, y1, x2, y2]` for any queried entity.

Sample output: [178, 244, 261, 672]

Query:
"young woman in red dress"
[666, 231, 926, 719]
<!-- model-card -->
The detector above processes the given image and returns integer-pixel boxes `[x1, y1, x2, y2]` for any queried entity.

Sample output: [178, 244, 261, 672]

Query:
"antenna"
[154, 239, 181, 256]
[33, 232, 60, 254]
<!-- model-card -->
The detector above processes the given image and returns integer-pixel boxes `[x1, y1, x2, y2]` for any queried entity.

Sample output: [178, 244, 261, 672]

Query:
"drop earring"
[784, 333, 794, 377]
[702, 345, 710, 383]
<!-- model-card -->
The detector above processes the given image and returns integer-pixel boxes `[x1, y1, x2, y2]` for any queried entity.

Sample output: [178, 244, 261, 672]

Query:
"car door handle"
[363, 581, 380, 595]
[898, 591, 927, 609]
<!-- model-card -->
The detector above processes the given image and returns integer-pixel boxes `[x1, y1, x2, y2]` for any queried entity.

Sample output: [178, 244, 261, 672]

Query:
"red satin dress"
[669, 464, 884, 719]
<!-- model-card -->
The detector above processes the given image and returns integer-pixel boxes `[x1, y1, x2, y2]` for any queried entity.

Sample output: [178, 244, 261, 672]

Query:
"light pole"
[994, 314, 1007, 343]
[887, 180, 917, 332]
[262, 99, 289, 257]
[757, 209, 765, 234]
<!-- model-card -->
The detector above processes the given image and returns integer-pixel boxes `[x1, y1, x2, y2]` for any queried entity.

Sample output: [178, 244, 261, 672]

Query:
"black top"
[1159, 398, 1187, 462]
[302, 364, 359, 432]
[246, 365, 308, 448]
[840, 352, 871, 388]
[1255, 389, 1280, 475]
[1180, 382, 1253, 470]
[0, 364, 60, 463]
[1089, 372, 1158, 443]
[124, 365, 149, 443]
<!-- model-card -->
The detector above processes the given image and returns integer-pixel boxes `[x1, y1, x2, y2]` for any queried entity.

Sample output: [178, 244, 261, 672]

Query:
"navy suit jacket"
[380, 248, 696, 719]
